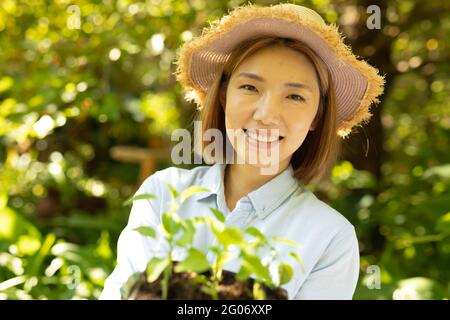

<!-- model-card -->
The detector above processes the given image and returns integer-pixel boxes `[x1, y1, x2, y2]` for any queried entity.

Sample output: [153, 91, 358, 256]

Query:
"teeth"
[246, 130, 279, 143]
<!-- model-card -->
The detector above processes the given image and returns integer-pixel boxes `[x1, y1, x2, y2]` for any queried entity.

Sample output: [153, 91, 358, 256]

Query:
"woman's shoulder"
[290, 187, 356, 235]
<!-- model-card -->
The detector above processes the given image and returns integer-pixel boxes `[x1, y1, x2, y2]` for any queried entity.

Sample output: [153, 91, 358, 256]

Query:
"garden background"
[0, 0, 449, 299]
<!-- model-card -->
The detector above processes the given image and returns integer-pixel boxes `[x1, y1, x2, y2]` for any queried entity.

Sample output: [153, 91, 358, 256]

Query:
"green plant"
[0, 206, 115, 300]
[122, 184, 304, 300]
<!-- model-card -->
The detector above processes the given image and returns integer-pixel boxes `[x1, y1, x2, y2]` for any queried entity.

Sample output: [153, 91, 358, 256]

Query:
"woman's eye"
[239, 84, 257, 92]
[287, 94, 305, 102]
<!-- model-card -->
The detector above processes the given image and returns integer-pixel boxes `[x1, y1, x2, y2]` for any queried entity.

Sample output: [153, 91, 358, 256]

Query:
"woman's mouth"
[242, 128, 284, 149]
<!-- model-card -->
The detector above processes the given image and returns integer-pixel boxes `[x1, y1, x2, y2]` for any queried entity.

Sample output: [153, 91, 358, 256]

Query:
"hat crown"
[219, 3, 327, 28]
[276, 3, 326, 25]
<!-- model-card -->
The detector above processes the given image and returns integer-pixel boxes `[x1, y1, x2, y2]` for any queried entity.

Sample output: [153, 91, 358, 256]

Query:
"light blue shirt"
[100, 163, 360, 300]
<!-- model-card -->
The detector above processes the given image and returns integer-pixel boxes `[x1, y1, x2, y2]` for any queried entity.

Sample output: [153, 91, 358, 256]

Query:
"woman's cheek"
[227, 97, 253, 123]
[286, 122, 309, 143]
[225, 110, 246, 131]
[229, 97, 248, 113]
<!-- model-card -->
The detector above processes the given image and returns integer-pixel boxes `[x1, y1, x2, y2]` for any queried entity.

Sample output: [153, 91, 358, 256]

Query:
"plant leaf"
[174, 248, 211, 274]
[203, 215, 225, 237]
[161, 211, 182, 236]
[241, 252, 273, 286]
[122, 193, 156, 206]
[175, 220, 196, 247]
[207, 245, 220, 255]
[253, 281, 266, 300]
[272, 236, 302, 249]
[191, 216, 206, 225]
[133, 226, 156, 238]
[289, 251, 305, 273]
[217, 227, 244, 246]
[180, 186, 209, 203]
[236, 264, 252, 282]
[245, 227, 268, 243]
[146, 257, 170, 283]
[278, 263, 293, 286]
[209, 208, 225, 223]
[166, 183, 179, 199]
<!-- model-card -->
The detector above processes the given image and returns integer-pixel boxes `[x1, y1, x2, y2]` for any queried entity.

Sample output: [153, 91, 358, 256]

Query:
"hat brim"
[174, 4, 385, 138]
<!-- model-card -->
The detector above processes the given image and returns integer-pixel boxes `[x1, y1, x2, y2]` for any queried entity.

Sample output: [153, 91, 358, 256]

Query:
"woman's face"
[223, 44, 321, 170]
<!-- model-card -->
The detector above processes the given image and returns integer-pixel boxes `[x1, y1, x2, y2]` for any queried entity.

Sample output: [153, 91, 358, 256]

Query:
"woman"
[100, 3, 384, 300]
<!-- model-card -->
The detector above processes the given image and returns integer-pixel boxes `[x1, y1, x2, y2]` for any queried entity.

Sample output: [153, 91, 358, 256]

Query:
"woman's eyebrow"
[237, 72, 313, 92]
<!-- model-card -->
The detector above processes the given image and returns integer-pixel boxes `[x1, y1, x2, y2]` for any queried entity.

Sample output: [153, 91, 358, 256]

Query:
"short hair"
[194, 36, 341, 186]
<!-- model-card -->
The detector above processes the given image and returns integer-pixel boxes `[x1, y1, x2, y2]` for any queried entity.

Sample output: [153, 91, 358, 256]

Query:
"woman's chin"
[234, 151, 286, 169]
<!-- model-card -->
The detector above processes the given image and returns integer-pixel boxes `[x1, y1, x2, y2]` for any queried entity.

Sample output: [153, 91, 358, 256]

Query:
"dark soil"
[130, 266, 288, 300]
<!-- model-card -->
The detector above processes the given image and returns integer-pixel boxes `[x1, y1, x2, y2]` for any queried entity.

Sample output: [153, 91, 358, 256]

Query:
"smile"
[243, 128, 284, 142]
[243, 128, 284, 149]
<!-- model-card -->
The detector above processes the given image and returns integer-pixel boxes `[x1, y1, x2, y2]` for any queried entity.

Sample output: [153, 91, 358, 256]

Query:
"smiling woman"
[101, 3, 384, 300]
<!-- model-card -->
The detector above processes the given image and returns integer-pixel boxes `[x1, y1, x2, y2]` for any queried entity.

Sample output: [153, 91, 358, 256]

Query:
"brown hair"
[194, 36, 341, 186]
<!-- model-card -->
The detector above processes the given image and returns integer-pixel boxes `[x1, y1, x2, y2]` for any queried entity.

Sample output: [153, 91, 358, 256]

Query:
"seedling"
[121, 184, 304, 300]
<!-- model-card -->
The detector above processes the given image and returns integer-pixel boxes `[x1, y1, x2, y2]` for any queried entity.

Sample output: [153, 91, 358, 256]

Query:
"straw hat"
[174, 3, 385, 138]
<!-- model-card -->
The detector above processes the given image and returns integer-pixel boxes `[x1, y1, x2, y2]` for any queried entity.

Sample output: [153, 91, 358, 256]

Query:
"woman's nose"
[252, 93, 280, 125]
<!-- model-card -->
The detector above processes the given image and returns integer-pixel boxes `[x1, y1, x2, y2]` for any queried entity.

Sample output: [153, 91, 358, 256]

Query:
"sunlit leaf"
[175, 219, 196, 247]
[245, 227, 267, 243]
[209, 207, 225, 223]
[252, 281, 266, 300]
[161, 211, 182, 236]
[122, 193, 156, 206]
[272, 236, 301, 249]
[278, 263, 293, 286]
[217, 227, 244, 246]
[166, 183, 179, 199]
[241, 252, 272, 286]
[134, 226, 156, 238]
[289, 252, 305, 273]
[146, 257, 170, 283]
[174, 248, 210, 274]
[180, 186, 209, 203]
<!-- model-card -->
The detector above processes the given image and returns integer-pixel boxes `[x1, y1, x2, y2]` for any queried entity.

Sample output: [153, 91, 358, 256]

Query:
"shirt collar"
[195, 163, 302, 220]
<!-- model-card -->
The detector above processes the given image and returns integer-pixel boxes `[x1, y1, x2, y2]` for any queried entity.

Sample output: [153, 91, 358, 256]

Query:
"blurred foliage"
[0, 0, 449, 299]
